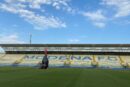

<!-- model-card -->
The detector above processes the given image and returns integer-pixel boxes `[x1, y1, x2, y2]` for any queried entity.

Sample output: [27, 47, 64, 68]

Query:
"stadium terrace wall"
[3, 51, 130, 55]
[0, 44, 130, 69]
[0, 44, 130, 55]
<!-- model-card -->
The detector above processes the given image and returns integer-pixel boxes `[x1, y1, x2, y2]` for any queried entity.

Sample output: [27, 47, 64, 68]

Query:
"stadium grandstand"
[0, 44, 130, 69]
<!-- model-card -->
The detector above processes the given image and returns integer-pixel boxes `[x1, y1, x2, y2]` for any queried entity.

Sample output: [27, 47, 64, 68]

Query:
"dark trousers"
[40, 61, 49, 69]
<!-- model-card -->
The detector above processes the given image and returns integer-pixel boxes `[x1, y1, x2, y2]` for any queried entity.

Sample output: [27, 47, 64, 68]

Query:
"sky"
[0, 0, 130, 44]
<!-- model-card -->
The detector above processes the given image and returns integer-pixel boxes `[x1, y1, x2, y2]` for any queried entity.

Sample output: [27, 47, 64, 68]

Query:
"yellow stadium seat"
[95, 55, 122, 68]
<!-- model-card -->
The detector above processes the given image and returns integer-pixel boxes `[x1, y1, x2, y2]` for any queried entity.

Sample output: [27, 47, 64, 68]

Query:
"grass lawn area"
[0, 67, 130, 87]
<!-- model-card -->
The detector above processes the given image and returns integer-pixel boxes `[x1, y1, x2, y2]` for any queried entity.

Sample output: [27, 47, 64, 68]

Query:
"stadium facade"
[0, 44, 130, 69]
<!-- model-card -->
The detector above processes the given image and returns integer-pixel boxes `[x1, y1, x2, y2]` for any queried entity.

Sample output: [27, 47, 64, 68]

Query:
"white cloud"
[0, 3, 17, 13]
[19, 9, 66, 29]
[94, 22, 106, 28]
[83, 10, 106, 28]
[0, 0, 70, 30]
[102, 0, 130, 17]
[69, 39, 80, 43]
[4, 0, 72, 11]
[83, 10, 106, 21]
[0, 34, 25, 44]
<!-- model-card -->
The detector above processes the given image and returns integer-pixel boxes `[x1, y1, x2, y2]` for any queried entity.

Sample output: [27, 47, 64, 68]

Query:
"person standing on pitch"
[41, 48, 49, 69]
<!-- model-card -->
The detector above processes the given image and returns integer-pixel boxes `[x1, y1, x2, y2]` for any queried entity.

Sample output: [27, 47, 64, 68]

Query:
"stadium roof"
[1, 44, 130, 54]
[0, 44, 130, 47]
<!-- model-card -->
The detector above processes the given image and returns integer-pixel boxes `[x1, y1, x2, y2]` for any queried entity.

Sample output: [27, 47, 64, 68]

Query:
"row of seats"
[0, 54, 5, 58]
[0, 54, 130, 68]
[19, 54, 44, 66]
[17, 55, 130, 68]
[0, 54, 24, 66]
[120, 56, 130, 67]
[95, 56, 123, 68]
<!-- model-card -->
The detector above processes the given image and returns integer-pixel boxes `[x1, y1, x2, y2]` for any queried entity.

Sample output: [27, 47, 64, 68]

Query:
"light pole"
[29, 33, 32, 44]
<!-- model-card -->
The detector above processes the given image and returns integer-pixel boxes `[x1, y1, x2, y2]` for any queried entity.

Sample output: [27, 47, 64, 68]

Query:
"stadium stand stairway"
[0, 54, 25, 66]
[91, 55, 98, 67]
[119, 56, 127, 68]
[0, 54, 5, 59]
[13, 55, 26, 66]
[64, 55, 71, 67]
[95, 55, 123, 69]
[18, 54, 44, 67]
[120, 56, 130, 68]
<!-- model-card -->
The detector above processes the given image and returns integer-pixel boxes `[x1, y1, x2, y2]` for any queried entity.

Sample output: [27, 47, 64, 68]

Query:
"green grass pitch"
[0, 67, 130, 87]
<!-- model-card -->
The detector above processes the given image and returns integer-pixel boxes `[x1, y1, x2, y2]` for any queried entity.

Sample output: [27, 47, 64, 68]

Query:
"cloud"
[102, 0, 130, 17]
[83, 10, 106, 21]
[82, 10, 106, 28]
[0, 0, 71, 30]
[0, 34, 25, 44]
[69, 39, 80, 43]
[19, 9, 66, 29]
[94, 22, 106, 28]
[81, 0, 130, 28]
[4, 0, 71, 10]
